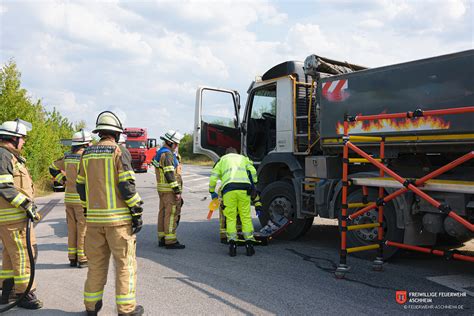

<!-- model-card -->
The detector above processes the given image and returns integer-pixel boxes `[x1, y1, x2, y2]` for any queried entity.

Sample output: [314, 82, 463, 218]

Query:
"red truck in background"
[124, 127, 157, 173]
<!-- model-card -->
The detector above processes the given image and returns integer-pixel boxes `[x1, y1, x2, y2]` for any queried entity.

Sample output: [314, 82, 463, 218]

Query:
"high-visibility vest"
[209, 153, 257, 194]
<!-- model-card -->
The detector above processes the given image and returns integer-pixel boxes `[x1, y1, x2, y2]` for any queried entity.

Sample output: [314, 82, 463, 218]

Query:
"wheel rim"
[268, 196, 293, 219]
[351, 209, 386, 242]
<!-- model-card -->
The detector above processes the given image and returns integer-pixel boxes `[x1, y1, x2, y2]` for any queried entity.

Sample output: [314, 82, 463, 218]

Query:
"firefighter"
[0, 119, 42, 309]
[76, 111, 144, 316]
[209, 147, 258, 256]
[49, 129, 92, 268]
[152, 130, 184, 249]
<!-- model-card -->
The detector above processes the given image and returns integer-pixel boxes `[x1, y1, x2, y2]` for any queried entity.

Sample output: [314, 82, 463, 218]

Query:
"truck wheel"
[341, 188, 404, 260]
[259, 181, 308, 240]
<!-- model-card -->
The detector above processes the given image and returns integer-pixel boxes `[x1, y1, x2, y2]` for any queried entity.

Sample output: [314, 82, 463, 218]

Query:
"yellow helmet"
[92, 111, 123, 134]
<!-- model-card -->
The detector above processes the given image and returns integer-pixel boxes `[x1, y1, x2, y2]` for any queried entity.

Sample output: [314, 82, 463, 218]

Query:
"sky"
[0, 0, 472, 138]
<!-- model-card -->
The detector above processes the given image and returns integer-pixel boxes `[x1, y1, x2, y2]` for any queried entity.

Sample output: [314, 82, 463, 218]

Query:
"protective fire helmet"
[92, 111, 123, 134]
[118, 133, 127, 144]
[71, 129, 93, 146]
[160, 130, 183, 144]
[0, 119, 32, 138]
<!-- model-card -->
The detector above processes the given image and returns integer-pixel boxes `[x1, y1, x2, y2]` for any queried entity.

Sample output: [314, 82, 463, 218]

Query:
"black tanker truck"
[194, 49, 474, 257]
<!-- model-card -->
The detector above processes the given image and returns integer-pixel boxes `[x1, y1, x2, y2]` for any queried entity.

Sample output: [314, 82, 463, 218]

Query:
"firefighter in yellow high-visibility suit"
[209, 147, 258, 257]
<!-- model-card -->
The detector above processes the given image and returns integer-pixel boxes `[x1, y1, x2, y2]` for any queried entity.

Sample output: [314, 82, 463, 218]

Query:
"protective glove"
[132, 215, 143, 234]
[255, 205, 263, 218]
[83, 208, 87, 217]
[130, 203, 144, 234]
[210, 192, 218, 200]
[25, 203, 41, 222]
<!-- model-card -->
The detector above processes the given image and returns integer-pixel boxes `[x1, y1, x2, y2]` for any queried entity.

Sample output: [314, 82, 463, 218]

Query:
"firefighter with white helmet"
[152, 130, 185, 249]
[49, 129, 92, 268]
[76, 111, 144, 316]
[0, 119, 42, 309]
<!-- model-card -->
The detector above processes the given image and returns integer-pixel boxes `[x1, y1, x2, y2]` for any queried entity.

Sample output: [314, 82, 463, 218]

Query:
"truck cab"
[194, 61, 318, 239]
[124, 127, 157, 173]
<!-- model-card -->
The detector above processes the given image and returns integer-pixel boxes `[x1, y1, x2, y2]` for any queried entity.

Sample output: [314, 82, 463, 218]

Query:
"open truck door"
[194, 86, 241, 162]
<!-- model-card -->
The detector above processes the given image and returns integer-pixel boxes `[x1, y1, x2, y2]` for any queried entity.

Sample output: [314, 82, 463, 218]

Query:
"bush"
[179, 132, 212, 164]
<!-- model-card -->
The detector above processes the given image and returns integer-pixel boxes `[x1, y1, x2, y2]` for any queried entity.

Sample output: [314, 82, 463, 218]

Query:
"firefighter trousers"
[84, 225, 137, 314]
[0, 221, 37, 294]
[158, 192, 181, 245]
[222, 190, 255, 242]
[66, 203, 87, 262]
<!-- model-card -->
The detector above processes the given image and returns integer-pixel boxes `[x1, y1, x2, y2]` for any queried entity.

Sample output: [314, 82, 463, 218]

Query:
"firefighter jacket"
[0, 144, 35, 225]
[152, 147, 182, 194]
[49, 148, 84, 204]
[209, 153, 257, 195]
[76, 138, 142, 226]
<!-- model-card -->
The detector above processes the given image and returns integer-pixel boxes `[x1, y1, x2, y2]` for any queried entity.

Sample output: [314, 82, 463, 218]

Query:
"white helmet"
[92, 111, 123, 134]
[118, 133, 127, 144]
[0, 119, 32, 138]
[71, 129, 93, 146]
[160, 130, 183, 144]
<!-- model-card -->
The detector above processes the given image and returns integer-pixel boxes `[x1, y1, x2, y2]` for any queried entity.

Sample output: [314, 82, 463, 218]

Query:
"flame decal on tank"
[336, 114, 451, 135]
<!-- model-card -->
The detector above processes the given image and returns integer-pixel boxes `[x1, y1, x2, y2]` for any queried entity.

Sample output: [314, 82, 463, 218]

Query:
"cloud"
[1, 0, 472, 140]
[358, 19, 384, 28]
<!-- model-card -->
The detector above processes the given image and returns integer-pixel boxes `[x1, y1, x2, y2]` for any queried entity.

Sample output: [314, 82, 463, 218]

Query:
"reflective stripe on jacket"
[153, 147, 182, 194]
[209, 153, 257, 194]
[49, 149, 84, 204]
[76, 138, 142, 226]
[0, 144, 34, 225]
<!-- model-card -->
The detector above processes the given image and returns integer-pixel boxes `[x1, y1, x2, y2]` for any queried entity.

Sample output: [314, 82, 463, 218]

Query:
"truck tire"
[259, 181, 308, 240]
[341, 188, 404, 260]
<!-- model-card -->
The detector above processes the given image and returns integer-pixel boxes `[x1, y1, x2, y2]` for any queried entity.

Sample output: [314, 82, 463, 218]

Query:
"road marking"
[427, 274, 474, 297]
[184, 176, 209, 183]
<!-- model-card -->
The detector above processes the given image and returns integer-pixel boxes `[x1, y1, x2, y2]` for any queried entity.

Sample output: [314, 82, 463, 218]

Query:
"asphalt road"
[2, 164, 473, 315]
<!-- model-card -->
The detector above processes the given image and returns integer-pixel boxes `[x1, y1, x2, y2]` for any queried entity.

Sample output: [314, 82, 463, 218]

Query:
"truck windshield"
[126, 141, 146, 149]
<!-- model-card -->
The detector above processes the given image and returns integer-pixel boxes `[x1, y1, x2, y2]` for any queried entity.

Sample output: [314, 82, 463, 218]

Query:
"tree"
[0, 60, 75, 185]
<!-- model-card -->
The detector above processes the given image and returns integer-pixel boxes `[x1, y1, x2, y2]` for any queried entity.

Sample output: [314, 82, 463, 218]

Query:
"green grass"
[182, 156, 214, 166]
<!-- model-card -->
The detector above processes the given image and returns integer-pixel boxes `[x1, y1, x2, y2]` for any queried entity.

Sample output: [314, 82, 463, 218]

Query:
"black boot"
[165, 241, 185, 249]
[220, 238, 227, 244]
[70, 259, 78, 267]
[245, 241, 255, 256]
[78, 261, 88, 268]
[158, 237, 165, 247]
[229, 241, 237, 257]
[86, 299, 103, 316]
[1, 278, 14, 304]
[17, 291, 43, 310]
[118, 304, 144, 316]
